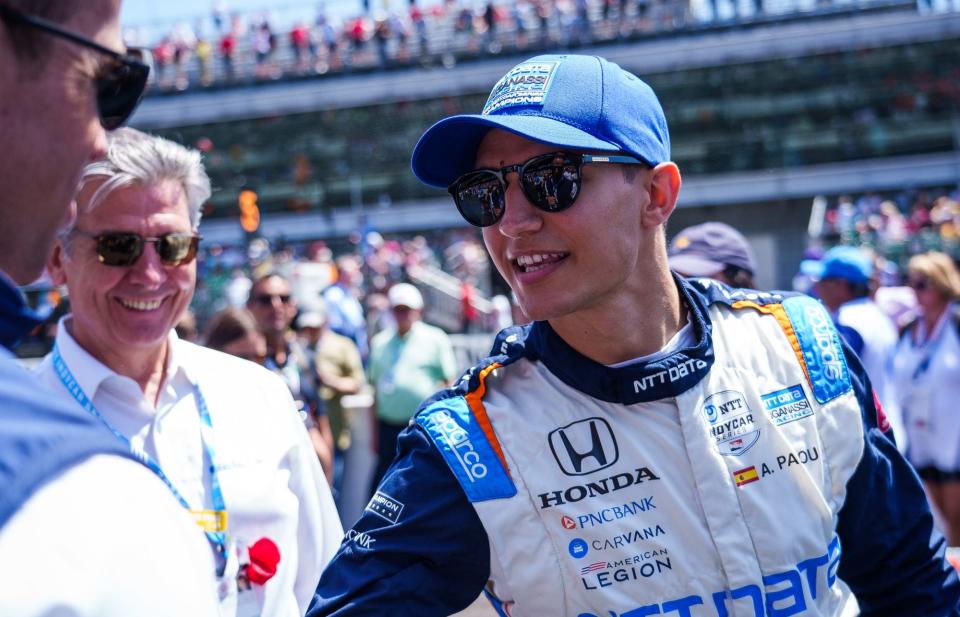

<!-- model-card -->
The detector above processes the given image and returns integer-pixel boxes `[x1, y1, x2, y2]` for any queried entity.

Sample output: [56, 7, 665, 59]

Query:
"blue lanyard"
[52, 343, 228, 576]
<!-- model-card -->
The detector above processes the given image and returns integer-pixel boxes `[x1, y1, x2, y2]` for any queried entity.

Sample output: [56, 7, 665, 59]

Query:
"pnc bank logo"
[548, 417, 619, 476]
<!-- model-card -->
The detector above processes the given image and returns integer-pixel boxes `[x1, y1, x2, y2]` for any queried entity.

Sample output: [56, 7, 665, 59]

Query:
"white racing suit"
[309, 278, 958, 617]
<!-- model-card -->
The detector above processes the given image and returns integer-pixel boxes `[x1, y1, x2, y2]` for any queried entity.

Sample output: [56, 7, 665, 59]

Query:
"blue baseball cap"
[804, 246, 873, 285]
[411, 54, 671, 188]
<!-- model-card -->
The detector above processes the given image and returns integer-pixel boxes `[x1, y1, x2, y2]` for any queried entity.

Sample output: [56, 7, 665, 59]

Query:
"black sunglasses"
[252, 293, 292, 307]
[75, 231, 201, 267]
[448, 151, 649, 228]
[0, 5, 150, 130]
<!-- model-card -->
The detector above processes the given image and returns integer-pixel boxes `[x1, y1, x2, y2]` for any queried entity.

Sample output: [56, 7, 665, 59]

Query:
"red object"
[873, 390, 891, 433]
[246, 538, 281, 585]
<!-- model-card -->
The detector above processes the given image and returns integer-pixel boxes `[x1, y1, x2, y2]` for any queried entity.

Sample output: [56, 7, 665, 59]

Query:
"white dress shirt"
[0, 455, 220, 616]
[34, 320, 343, 617]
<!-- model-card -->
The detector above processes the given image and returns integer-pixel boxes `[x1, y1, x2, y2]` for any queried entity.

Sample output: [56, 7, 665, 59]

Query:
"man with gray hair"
[34, 128, 343, 616]
[0, 2, 219, 615]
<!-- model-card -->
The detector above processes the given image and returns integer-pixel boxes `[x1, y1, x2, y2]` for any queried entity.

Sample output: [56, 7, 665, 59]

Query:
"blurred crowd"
[123, 0, 893, 92]
[668, 207, 960, 548]
[813, 186, 960, 276]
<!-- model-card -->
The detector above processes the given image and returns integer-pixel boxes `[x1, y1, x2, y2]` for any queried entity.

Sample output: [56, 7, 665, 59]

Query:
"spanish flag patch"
[733, 466, 759, 487]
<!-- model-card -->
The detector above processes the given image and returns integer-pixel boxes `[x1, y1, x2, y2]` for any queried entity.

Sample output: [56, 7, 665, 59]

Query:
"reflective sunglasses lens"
[95, 233, 142, 266]
[522, 155, 581, 212]
[454, 172, 505, 227]
[158, 233, 199, 265]
[97, 52, 149, 130]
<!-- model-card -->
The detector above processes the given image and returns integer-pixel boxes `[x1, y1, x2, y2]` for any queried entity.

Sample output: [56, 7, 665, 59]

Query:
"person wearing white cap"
[366, 283, 457, 494]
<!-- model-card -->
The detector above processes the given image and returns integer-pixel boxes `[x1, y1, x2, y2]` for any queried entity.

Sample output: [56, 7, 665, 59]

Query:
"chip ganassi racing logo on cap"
[482, 60, 560, 115]
[702, 389, 759, 456]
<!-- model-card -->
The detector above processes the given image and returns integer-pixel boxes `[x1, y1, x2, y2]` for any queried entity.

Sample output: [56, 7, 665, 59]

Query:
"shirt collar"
[0, 271, 42, 351]
[55, 318, 191, 398]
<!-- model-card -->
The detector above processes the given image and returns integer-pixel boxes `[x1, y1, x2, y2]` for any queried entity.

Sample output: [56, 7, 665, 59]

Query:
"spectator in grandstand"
[247, 272, 335, 481]
[309, 54, 958, 616]
[366, 283, 457, 495]
[409, 0, 429, 56]
[891, 251, 960, 544]
[0, 3, 221, 615]
[195, 28, 214, 86]
[204, 306, 267, 363]
[252, 17, 278, 79]
[667, 221, 757, 287]
[808, 246, 902, 442]
[34, 128, 341, 616]
[219, 28, 236, 80]
[299, 304, 366, 500]
[290, 20, 313, 73]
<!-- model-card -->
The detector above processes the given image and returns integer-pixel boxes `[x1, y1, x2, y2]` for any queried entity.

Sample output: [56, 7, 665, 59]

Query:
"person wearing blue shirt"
[0, 2, 218, 615]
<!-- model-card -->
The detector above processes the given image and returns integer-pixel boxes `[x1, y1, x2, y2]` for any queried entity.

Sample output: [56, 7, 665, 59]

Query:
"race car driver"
[308, 54, 959, 616]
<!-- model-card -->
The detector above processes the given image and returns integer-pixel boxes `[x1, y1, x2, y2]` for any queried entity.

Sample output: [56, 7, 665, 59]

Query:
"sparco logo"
[548, 417, 619, 476]
[429, 410, 487, 482]
[538, 467, 660, 509]
[804, 305, 845, 381]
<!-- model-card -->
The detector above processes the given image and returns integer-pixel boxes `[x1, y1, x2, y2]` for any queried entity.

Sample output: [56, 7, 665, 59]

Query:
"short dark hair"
[722, 265, 755, 289]
[248, 271, 290, 301]
[2, 0, 74, 63]
[204, 308, 261, 351]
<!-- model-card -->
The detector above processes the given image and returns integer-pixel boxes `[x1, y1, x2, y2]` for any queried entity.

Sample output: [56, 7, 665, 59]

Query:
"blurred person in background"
[176, 307, 199, 342]
[323, 255, 369, 363]
[299, 304, 366, 502]
[367, 283, 457, 494]
[891, 251, 960, 544]
[204, 306, 267, 363]
[808, 245, 903, 447]
[0, 2, 219, 615]
[248, 272, 335, 483]
[667, 221, 756, 288]
[310, 54, 957, 616]
[34, 128, 341, 616]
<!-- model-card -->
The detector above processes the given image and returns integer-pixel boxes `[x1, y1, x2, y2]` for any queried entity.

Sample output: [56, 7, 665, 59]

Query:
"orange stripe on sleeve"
[464, 362, 510, 473]
[731, 301, 812, 386]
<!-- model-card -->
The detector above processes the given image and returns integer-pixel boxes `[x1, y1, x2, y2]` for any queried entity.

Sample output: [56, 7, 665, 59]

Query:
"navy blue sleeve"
[836, 341, 960, 615]
[307, 423, 490, 616]
[834, 323, 865, 357]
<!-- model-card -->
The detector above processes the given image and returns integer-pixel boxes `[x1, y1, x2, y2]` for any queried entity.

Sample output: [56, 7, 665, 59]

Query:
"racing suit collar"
[528, 275, 714, 404]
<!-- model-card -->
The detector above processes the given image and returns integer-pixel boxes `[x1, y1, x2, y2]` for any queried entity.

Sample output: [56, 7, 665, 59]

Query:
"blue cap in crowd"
[802, 246, 873, 285]
[668, 222, 756, 277]
[411, 54, 671, 188]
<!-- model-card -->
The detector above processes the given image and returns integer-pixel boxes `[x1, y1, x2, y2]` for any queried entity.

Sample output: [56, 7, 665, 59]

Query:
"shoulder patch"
[416, 398, 516, 502]
[782, 296, 852, 404]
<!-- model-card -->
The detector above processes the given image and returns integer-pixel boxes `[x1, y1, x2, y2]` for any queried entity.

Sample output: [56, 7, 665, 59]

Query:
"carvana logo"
[569, 538, 589, 559]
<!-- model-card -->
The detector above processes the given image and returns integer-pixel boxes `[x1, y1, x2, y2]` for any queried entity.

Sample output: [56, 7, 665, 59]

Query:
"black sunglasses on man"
[0, 4, 149, 130]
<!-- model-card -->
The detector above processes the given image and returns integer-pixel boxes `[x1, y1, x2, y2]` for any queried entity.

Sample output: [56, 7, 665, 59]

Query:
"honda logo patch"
[548, 417, 619, 476]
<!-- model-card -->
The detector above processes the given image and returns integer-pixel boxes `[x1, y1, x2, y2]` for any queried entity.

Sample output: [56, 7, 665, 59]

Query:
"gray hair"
[73, 128, 211, 230]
